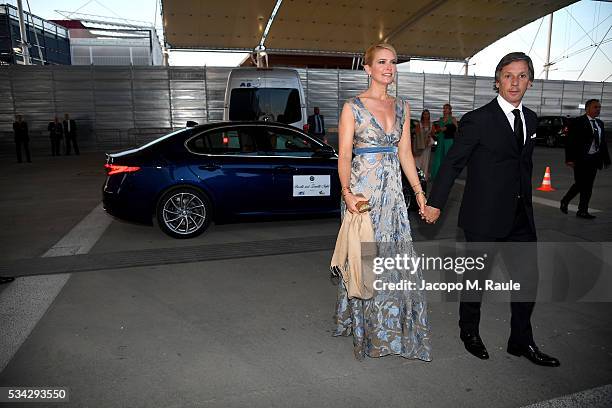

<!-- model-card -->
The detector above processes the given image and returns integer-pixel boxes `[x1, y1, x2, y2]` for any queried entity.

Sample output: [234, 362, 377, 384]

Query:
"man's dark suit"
[428, 97, 538, 348]
[63, 119, 79, 155]
[562, 115, 610, 213]
[13, 120, 30, 163]
[307, 114, 325, 140]
[48, 121, 63, 156]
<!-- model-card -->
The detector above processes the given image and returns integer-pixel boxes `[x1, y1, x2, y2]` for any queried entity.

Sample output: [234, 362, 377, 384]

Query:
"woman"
[333, 43, 432, 361]
[430, 103, 458, 180]
[415, 109, 434, 181]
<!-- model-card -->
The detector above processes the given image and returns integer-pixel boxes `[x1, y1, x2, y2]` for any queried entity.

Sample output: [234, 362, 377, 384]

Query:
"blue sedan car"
[103, 121, 340, 238]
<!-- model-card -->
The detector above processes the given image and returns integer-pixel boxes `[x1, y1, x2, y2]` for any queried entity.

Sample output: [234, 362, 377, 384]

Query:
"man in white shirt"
[63, 113, 79, 155]
[561, 99, 610, 218]
[423, 52, 560, 367]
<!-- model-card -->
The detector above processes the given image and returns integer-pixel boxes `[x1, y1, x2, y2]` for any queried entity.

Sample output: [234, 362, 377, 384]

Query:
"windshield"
[229, 88, 302, 124]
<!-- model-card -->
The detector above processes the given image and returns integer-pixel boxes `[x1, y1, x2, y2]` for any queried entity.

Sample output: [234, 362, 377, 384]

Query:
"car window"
[187, 127, 257, 155]
[229, 88, 302, 124]
[258, 127, 315, 156]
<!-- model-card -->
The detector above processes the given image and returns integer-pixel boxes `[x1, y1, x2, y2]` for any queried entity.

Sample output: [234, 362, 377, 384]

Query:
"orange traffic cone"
[536, 166, 556, 191]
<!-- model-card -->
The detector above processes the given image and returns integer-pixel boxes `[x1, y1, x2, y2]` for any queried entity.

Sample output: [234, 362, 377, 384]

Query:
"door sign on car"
[293, 175, 331, 197]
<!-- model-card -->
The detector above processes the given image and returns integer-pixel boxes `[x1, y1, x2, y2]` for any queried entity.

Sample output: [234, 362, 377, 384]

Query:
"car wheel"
[545, 134, 557, 147]
[156, 187, 211, 239]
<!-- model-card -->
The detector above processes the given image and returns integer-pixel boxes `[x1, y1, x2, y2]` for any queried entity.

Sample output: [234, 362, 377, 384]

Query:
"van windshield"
[229, 88, 302, 124]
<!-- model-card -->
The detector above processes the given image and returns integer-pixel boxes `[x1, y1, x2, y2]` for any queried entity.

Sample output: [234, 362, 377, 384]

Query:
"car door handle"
[199, 164, 221, 171]
[274, 165, 297, 173]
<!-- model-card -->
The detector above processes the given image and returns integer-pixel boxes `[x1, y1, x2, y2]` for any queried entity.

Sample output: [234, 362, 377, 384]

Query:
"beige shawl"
[330, 211, 376, 300]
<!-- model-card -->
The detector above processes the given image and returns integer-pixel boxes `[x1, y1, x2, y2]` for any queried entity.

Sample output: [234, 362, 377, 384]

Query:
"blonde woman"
[333, 43, 431, 361]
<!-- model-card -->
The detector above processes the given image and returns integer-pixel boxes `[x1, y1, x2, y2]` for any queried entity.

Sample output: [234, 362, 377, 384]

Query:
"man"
[307, 107, 327, 143]
[560, 99, 610, 219]
[63, 113, 79, 155]
[48, 116, 63, 156]
[13, 114, 31, 163]
[423, 52, 559, 367]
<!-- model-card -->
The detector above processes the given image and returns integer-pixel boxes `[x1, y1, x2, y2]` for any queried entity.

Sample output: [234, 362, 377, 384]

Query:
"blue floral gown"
[333, 96, 432, 361]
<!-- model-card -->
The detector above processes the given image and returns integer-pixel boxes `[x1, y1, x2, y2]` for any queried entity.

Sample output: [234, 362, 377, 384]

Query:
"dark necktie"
[591, 120, 600, 151]
[512, 109, 524, 150]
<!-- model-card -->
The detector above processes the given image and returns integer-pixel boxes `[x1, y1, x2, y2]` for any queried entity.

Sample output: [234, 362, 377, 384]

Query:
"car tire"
[156, 187, 211, 239]
[545, 134, 557, 147]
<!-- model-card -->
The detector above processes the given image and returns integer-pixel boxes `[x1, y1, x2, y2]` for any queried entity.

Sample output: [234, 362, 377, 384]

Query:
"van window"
[229, 88, 302, 124]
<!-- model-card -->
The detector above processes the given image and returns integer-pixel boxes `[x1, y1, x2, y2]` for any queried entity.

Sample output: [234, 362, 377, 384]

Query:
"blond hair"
[363, 43, 397, 66]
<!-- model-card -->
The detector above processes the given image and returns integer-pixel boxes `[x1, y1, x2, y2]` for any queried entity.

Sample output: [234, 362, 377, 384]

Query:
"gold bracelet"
[414, 191, 426, 197]
[411, 183, 421, 189]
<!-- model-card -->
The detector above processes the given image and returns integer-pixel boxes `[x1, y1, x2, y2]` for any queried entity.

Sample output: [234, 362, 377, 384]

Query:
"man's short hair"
[585, 99, 600, 109]
[493, 52, 535, 92]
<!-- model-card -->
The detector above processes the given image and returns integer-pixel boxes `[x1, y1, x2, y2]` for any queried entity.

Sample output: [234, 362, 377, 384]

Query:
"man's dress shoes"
[460, 333, 489, 360]
[507, 344, 560, 367]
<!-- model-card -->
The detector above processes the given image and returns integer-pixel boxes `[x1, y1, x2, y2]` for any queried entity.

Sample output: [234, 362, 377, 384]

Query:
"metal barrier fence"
[0, 65, 610, 150]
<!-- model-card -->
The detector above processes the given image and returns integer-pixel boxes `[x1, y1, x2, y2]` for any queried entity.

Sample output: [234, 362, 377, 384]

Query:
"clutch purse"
[354, 193, 371, 213]
[356, 201, 370, 213]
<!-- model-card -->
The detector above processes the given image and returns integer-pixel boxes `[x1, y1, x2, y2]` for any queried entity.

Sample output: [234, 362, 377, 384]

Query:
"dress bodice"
[348, 97, 406, 148]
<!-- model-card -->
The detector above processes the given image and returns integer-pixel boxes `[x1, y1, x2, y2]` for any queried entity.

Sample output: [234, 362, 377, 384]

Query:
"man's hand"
[420, 205, 441, 224]
[566, 161, 575, 168]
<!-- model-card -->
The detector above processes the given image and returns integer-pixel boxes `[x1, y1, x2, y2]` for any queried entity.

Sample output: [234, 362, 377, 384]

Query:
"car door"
[186, 125, 276, 216]
[256, 125, 340, 214]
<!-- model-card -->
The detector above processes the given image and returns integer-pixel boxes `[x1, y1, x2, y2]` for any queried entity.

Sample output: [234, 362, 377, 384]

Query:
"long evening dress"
[333, 96, 432, 361]
[430, 116, 455, 180]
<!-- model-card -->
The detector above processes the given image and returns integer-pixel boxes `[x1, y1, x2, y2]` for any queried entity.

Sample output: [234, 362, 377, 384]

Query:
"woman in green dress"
[430, 103, 458, 180]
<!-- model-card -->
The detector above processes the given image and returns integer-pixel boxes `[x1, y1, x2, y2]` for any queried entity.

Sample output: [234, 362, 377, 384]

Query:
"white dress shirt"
[497, 94, 527, 144]
[587, 114, 601, 154]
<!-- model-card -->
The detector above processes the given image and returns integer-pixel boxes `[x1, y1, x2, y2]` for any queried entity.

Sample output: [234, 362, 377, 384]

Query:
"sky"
[12, 0, 612, 82]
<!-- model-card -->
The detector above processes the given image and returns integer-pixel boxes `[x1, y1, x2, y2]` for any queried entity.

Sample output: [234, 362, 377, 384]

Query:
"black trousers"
[15, 138, 31, 162]
[460, 200, 538, 348]
[65, 136, 79, 155]
[562, 154, 599, 212]
[51, 136, 61, 156]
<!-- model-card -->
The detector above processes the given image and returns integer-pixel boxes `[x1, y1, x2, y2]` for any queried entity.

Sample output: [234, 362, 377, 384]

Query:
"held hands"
[420, 205, 441, 224]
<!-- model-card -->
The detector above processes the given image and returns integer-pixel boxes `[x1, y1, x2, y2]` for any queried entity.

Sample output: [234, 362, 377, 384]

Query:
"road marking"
[453, 179, 602, 213]
[520, 383, 612, 408]
[0, 204, 111, 372]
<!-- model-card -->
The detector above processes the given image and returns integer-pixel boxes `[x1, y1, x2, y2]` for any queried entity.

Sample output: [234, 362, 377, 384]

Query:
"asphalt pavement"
[0, 145, 611, 407]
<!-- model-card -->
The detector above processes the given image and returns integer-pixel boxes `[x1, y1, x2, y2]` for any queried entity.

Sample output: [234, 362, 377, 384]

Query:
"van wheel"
[545, 134, 557, 147]
[156, 188, 211, 239]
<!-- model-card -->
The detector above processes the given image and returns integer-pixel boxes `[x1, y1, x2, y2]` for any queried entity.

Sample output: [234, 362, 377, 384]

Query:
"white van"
[223, 68, 307, 131]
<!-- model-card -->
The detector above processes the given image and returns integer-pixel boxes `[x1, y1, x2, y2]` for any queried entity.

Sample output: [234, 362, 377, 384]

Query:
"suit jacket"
[48, 122, 63, 138]
[308, 114, 325, 135]
[63, 119, 77, 138]
[427, 98, 538, 238]
[13, 121, 28, 141]
[565, 114, 610, 169]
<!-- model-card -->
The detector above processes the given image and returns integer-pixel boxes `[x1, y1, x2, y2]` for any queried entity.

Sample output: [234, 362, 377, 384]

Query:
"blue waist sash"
[353, 146, 398, 155]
